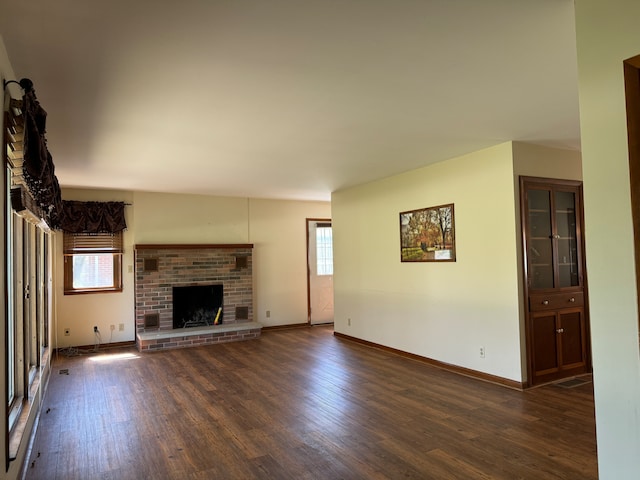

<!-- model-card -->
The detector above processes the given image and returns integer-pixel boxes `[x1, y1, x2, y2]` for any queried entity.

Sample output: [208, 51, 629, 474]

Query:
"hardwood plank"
[25, 326, 597, 479]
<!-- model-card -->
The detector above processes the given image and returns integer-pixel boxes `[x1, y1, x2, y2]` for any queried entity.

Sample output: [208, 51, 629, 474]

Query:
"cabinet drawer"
[529, 292, 584, 311]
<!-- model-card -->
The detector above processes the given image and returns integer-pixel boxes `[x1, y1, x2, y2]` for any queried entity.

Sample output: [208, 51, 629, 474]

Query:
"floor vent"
[555, 378, 591, 388]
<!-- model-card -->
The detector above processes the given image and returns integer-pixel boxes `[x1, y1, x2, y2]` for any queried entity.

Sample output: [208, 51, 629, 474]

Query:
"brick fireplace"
[134, 244, 261, 351]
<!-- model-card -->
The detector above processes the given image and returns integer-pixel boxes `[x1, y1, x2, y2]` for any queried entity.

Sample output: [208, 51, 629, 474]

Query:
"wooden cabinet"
[520, 177, 591, 386]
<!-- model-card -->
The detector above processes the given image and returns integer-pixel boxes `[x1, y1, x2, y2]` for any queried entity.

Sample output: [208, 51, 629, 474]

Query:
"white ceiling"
[0, 0, 580, 202]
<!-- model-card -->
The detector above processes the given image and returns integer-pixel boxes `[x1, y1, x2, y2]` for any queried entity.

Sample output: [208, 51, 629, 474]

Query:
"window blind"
[63, 232, 123, 254]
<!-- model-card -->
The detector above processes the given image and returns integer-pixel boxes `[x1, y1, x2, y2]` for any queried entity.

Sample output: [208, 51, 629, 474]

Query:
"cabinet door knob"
[556, 328, 564, 333]
[543, 300, 549, 305]
[569, 297, 575, 302]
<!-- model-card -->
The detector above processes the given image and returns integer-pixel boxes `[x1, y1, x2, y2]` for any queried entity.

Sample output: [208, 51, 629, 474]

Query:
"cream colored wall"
[249, 198, 331, 326]
[512, 142, 582, 180]
[132, 192, 251, 244]
[55, 189, 135, 348]
[575, 0, 640, 477]
[54, 189, 331, 348]
[332, 142, 524, 381]
[133, 192, 331, 326]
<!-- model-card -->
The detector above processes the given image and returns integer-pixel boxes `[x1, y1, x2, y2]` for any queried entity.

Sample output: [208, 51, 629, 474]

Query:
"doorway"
[307, 218, 334, 325]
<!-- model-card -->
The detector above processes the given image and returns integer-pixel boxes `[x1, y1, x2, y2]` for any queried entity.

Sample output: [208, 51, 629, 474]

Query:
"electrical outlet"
[480, 346, 486, 358]
[266, 310, 271, 318]
[110, 324, 115, 331]
[64, 328, 70, 336]
[347, 318, 351, 326]
[119, 323, 124, 331]
[94, 326, 98, 333]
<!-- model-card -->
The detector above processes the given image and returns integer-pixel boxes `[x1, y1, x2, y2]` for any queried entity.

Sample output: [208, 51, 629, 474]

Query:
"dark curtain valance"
[21, 82, 63, 224]
[55, 200, 127, 234]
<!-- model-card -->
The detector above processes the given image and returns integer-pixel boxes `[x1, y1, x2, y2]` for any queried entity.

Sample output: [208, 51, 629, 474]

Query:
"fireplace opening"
[173, 284, 223, 329]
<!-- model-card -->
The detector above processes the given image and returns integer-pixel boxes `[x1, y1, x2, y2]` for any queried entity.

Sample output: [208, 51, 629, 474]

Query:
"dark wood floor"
[25, 326, 597, 479]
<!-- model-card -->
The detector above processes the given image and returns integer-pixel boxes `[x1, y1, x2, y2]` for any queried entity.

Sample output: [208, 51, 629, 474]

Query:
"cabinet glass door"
[527, 189, 554, 289]
[554, 190, 579, 287]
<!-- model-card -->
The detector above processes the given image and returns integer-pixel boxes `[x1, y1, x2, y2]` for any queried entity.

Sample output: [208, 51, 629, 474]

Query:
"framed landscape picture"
[400, 203, 456, 262]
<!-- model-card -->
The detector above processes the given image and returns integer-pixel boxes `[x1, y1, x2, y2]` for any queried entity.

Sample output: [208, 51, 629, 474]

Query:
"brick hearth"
[134, 244, 260, 351]
[137, 322, 262, 351]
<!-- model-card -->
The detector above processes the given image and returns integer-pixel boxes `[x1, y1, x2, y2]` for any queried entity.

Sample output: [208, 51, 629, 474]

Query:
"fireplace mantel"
[135, 243, 254, 250]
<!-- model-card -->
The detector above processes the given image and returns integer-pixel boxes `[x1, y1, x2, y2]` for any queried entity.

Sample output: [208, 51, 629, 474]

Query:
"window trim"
[63, 232, 124, 295]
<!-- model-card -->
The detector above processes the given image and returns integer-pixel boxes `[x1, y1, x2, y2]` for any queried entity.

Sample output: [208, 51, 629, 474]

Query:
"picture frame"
[400, 203, 456, 262]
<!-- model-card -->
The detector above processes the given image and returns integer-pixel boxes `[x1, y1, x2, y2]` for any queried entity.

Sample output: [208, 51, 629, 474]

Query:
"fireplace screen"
[173, 284, 223, 329]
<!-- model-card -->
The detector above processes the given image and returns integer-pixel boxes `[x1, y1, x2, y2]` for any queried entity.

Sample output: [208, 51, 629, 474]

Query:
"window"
[316, 224, 333, 276]
[6, 164, 15, 410]
[5, 92, 51, 463]
[63, 232, 123, 294]
[6, 210, 50, 439]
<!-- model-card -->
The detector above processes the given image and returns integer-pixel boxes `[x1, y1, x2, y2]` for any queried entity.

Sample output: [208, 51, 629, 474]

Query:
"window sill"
[64, 287, 123, 295]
